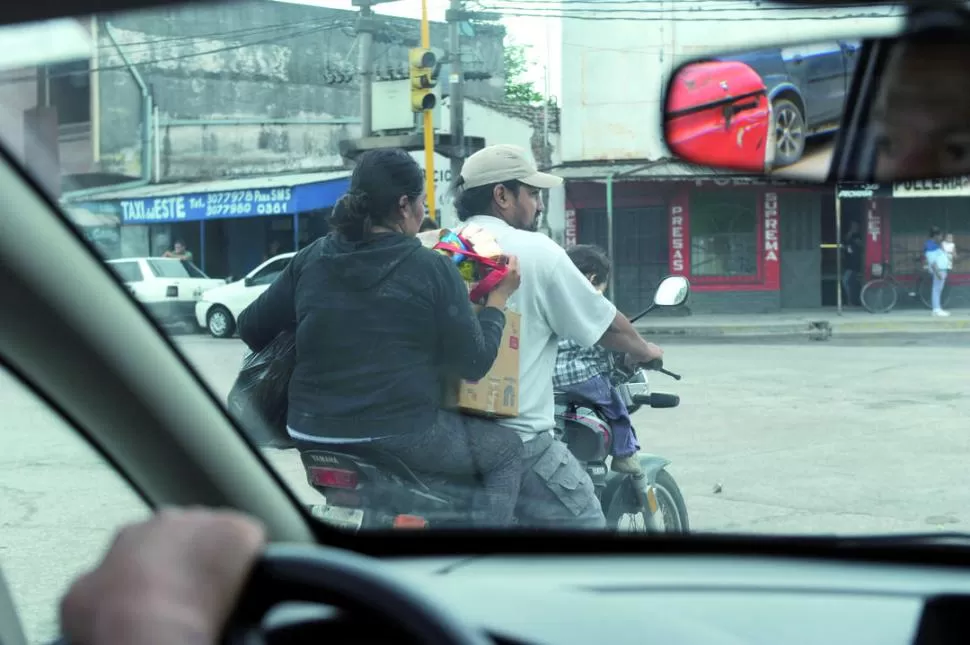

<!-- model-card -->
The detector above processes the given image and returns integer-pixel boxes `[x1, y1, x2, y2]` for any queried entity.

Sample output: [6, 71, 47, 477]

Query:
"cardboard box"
[444, 309, 520, 418]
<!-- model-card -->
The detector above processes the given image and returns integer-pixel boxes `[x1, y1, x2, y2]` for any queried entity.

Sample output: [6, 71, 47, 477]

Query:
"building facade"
[843, 180, 970, 307]
[554, 1, 906, 314]
[561, 169, 831, 315]
[12, 2, 554, 280]
[74, 98, 559, 280]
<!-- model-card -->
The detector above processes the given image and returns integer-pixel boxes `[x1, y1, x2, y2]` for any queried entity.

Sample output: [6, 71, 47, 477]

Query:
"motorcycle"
[300, 275, 691, 533]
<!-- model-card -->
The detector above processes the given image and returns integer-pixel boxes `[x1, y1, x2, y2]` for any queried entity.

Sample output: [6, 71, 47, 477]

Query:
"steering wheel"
[223, 544, 492, 645]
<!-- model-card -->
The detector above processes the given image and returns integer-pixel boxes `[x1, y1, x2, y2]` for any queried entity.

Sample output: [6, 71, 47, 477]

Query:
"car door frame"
[0, 150, 314, 544]
[781, 41, 847, 127]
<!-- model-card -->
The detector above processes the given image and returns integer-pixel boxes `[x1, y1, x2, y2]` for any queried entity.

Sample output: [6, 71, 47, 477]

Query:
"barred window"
[690, 189, 759, 277]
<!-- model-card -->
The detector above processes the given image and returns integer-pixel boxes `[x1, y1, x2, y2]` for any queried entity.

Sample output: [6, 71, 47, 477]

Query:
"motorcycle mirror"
[653, 276, 690, 307]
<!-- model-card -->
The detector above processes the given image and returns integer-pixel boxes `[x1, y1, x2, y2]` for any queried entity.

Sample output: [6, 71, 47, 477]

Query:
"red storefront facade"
[664, 186, 781, 293]
[847, 180, 970, 306]
[564, 175, 830, 315]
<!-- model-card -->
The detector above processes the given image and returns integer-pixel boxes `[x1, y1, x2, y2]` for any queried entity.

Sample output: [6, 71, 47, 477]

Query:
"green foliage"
[504, 43, 548, 106]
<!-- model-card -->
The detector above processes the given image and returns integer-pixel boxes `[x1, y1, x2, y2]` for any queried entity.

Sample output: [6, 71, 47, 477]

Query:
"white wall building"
[417, 95, 564, 237]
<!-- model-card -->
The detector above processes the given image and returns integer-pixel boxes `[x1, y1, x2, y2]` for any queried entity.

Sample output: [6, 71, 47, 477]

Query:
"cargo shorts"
[514, 431, 607, 529]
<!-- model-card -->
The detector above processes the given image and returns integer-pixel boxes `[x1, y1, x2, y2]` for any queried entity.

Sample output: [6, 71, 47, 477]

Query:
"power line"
[94, 18, 342, 52]
[475, 5, 903, 20]
[47, 21, 351, 80]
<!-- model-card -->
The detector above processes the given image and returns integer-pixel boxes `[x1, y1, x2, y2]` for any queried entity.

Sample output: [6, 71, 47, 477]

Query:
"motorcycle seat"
[554, 390, 600, 408]
[297, 441, 477, 493]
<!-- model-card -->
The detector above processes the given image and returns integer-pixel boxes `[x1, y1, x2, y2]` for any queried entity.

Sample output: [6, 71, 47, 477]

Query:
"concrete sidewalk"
[634, 308, 970, 338]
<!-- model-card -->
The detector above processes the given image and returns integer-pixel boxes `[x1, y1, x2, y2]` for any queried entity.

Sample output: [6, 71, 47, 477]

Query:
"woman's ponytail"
[330, 190, 373, 241]
[328, 149, 424, 241]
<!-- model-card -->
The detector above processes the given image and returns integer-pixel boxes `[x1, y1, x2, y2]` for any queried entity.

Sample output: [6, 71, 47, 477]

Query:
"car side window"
[110, 261, 143, 283]
[0, 365, 150, 644]
[250, 258, 290, 287]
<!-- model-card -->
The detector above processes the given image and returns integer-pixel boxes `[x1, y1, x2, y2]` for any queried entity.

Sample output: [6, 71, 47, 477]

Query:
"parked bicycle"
[859, 260, 950, 313]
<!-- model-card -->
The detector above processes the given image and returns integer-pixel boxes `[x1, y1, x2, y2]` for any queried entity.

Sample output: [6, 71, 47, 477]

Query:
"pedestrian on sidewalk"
[841, 220, 864, 307]
[925, 226, 950, 317]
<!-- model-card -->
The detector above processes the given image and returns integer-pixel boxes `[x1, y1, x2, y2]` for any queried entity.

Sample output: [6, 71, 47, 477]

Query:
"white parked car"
[107, 257, 226, 327]
[195, 252, 296, 338]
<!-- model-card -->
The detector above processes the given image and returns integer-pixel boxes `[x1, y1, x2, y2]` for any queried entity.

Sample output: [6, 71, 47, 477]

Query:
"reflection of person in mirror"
[841, 220, 864, 307]
[872, 37, 970, 181]
[162, 239, 193, 262]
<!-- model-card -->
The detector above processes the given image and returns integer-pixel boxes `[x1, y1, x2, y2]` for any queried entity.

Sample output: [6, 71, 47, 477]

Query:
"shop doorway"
[576, 206, 670, 316]
[780, 191, 823, 309]
[821, 197, 865, 306]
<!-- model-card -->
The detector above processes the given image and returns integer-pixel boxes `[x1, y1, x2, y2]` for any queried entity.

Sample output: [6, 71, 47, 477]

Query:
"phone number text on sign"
[191, 188, 295, 218]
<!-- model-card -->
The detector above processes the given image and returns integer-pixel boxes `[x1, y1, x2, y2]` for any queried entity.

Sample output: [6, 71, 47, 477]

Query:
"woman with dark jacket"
[237, 148, 523, 527]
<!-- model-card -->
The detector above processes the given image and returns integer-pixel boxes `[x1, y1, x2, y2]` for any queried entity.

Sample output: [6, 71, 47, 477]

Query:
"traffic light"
[409, 47, 437, 112]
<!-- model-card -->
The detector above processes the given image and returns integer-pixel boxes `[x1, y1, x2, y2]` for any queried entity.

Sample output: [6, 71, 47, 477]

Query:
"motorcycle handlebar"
[632, 392, 681, 409]
[642, 358, 682, 381]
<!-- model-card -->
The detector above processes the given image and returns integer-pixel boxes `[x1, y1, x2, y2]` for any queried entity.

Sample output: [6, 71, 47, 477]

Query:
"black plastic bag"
[227, 330, 296, 449]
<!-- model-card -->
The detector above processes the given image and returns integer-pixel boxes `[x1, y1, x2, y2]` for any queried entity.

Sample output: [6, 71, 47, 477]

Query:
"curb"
[636, 318, 970, 338]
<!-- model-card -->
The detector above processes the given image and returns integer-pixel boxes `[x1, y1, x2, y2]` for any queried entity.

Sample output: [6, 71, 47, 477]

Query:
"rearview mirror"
[665, 60, 775, 175]
[654, 276, 690, 307]
[243, 277, 254, 287]
[663, 40, 865, 183]
[663, 10, 970, 185]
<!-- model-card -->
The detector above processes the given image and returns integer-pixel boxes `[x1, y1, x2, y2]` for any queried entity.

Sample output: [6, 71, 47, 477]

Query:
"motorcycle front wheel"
[605, 470, 689, 534]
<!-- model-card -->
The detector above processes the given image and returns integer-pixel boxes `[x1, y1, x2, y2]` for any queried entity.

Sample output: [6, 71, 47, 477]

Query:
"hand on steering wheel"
[58, 509, 488, 645]
[226, 544, 491, 645]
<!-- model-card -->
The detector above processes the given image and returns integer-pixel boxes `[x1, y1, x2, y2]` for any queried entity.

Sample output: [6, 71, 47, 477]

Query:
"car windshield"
[2, 0, 968, 543]
[147, 258, 208, 279]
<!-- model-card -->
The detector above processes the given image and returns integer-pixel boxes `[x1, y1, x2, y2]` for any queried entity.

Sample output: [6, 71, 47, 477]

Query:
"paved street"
[772, 137, 835, 181]
[4, 333, 970, 642]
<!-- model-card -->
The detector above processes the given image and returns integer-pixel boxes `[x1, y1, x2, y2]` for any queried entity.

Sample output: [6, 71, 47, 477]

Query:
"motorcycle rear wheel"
[605, 470, 689, 534]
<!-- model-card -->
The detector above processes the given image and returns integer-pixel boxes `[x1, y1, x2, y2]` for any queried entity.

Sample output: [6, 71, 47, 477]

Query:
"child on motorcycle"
[553, 245, 642, 475]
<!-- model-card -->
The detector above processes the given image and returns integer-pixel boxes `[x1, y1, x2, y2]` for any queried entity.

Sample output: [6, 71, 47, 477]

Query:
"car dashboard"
[263, 553, 970, 645]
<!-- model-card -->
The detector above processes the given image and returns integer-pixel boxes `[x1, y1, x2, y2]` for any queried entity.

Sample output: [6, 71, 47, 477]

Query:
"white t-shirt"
[464, 216, 618, 440]
[942, 240, 956, 270]
[928, 247, 950, 273]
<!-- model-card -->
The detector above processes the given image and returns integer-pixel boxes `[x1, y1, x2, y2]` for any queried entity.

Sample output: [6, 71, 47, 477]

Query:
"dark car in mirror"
[662, 7, 970, 185]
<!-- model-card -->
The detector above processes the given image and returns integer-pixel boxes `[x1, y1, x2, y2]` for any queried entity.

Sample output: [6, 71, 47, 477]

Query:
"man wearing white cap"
[454, 144, 664, 529]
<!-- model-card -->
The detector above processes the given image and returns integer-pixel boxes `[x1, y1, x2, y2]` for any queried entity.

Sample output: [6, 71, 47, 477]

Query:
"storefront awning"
[550, 158, 748, 182]
[69, 171, 352, 225]
[64, 206, 121, 228]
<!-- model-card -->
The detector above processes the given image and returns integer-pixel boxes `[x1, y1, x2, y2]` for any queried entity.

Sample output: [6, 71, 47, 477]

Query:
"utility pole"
[340, 1, 488, 194]
[357, 0, 375, 137]
[419, 0, 436, 221]
[447, 0, 465, 202]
